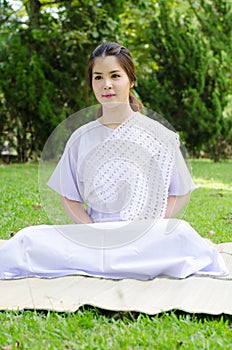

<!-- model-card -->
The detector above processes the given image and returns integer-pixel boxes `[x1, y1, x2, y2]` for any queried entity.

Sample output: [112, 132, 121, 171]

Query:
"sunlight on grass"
[193, 178, 231, 191]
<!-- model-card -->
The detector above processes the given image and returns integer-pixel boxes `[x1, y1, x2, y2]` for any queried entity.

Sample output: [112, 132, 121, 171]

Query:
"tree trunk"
[24, 0, 41, 28]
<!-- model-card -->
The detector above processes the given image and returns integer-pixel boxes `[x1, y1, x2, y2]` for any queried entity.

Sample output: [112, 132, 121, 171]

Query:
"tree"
[0, 0, 231, 161]
[136, 0, 232, 160]
[187, 0, 232, 160]
[0, 0, 121, 161]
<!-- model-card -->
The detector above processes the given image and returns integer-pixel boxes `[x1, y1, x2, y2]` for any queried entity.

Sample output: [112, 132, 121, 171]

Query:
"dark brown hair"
[86, 42, 143, 112]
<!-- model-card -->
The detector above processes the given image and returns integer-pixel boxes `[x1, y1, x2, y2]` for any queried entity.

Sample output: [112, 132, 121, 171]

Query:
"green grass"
[0, 310, 232, 350]
[0, 163, 51, 239]
[0, 160, 232, 349]
[185, 159, 232, 243]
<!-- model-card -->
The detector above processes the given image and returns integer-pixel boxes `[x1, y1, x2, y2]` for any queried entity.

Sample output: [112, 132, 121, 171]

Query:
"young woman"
[0, 42, 228, 280]
[48, 42, 193, 224]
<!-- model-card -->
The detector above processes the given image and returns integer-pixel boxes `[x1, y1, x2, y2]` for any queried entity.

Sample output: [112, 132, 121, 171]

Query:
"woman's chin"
[101, 101, 128, 109]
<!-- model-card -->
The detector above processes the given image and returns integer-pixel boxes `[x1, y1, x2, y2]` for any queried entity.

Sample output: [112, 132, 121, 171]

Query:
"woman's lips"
[102, 94, 116, 98]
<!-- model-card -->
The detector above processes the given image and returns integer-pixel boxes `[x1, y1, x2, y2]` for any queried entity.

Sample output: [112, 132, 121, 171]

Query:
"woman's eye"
[94, 76, 102, 80]
[112, 74, 120, 79]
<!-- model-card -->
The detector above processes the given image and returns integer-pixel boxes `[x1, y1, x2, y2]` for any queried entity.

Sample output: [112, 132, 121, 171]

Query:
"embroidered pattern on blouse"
[78, 113, 179, 221]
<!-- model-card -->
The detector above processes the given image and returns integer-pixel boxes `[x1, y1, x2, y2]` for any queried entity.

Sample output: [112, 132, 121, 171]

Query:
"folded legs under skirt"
[0, 219, 229, 280]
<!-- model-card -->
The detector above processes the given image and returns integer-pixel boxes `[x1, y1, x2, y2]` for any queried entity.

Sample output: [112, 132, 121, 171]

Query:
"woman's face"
[92, 56, 133, 106]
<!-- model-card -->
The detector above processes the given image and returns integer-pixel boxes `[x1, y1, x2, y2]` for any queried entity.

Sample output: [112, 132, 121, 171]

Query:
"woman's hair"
[86, 42, 143, 112]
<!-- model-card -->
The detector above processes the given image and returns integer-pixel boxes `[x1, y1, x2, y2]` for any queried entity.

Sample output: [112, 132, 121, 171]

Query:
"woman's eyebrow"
[93, 69, 122, 75]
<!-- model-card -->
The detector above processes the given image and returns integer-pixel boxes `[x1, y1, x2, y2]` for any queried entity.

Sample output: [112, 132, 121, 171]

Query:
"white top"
[48, 113, 195, 223]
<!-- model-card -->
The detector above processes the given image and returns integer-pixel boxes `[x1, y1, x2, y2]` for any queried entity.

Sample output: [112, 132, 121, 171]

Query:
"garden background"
[0, 0, 232, 162]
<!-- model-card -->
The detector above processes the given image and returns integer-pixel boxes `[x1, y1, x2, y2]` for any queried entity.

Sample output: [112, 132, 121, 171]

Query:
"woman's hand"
[61, 197, 94, 224]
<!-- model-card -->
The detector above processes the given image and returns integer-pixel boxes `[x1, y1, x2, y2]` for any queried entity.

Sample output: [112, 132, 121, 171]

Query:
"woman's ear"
[130, 81, 135, 88]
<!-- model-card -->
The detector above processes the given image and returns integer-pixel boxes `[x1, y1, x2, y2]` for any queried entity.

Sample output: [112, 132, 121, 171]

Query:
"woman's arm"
[165, 192, 190, 218]
[61, 197, 94, 224]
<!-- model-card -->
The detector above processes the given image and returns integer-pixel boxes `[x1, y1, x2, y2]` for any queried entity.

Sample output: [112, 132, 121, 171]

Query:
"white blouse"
[47, 114, 195, 223]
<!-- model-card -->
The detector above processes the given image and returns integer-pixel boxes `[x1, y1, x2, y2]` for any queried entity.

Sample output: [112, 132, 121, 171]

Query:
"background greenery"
[0, 0, 232, 162]
[0, 160, 232, 348]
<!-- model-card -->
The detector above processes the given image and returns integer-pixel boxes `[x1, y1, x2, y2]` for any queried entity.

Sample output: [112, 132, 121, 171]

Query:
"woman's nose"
[103, 79, 112, 89]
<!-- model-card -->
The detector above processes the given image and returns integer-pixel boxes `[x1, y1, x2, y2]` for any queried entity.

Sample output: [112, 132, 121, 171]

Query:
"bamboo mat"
[0, 240, 231, 314]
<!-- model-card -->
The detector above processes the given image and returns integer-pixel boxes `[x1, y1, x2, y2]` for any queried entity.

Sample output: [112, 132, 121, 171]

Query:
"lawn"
[0, 160, 232, 349]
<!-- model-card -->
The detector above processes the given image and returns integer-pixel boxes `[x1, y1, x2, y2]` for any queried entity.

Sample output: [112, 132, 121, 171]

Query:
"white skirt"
[0, 219, 228, 280]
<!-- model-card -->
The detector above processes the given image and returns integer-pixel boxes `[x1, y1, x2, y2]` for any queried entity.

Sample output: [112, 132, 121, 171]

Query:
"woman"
[0, 42, 228, 280]
[48, 42, 193, 224]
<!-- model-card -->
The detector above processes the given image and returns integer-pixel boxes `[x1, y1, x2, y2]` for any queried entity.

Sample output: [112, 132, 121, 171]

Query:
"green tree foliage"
[0, 0, 120, 161]
[0, 0, 231, 161]
[187, 0, 232, 159]
[136, 0, 232, 159]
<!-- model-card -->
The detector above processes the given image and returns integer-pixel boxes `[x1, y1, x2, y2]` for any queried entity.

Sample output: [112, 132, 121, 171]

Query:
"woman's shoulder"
[72, 120, 99, 135]
[136, 112, 179, 143]
[67, 120, 99, 144]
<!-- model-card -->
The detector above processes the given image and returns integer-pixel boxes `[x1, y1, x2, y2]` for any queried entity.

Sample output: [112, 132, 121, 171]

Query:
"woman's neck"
[99, 103, 135, 129]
